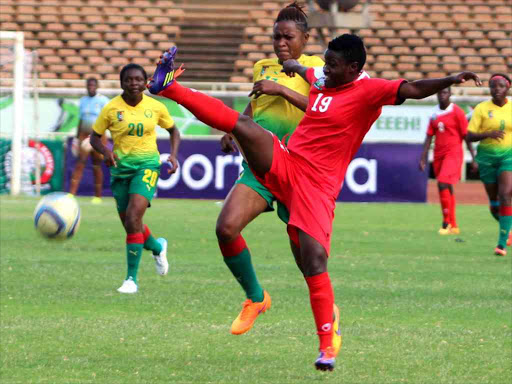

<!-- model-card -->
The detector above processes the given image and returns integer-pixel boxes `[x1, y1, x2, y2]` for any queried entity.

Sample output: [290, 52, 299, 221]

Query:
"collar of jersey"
[120, 93, 145, 109]
[433, 103, 454, 116]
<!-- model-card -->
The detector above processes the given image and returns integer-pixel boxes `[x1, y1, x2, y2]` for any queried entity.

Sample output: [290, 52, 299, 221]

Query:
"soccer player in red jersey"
[148, 34, 481, 371]
[419, 88, 477, 235]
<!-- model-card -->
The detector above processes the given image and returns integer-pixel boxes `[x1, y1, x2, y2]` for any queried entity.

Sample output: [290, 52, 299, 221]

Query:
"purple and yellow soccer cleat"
[315, 347, 337, 371]
[315, 304, 342, 371]
[147, 46, 185, 95]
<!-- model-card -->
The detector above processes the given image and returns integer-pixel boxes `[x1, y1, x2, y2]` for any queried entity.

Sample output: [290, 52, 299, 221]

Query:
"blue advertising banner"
[338, 143, 427, 203]
[65, 138, 427, 203]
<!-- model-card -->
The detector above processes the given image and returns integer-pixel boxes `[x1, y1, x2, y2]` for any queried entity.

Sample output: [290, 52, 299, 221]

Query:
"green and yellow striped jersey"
[468, 99, 512, 155]
[251, 54, 325, 139]
[93, 94, 174, 177]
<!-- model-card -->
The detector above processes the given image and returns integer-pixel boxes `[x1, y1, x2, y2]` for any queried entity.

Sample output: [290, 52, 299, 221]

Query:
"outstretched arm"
[249, 80, 309, 111]
[282, 59, 309, 83]
[399, 72, 482, 100]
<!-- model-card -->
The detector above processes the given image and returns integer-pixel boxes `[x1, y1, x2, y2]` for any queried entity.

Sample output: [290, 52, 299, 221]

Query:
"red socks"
[305, 272, 334, 351]
[159, 82, 239, 133]
[126, 233, 144, 244]
[450, 193, 457, 228]
[439, 189, 451, 225]
[142, 224, 151, 242]
[218, 234, 247, 258]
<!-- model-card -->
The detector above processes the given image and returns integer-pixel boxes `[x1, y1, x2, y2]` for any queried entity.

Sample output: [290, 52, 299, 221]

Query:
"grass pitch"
[1, 196, 511, 384]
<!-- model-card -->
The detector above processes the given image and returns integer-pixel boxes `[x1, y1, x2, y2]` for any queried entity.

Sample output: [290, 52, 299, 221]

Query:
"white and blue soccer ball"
[34, 192, 81, 239]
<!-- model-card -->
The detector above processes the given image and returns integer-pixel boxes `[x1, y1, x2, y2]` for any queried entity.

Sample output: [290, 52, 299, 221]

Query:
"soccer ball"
[34, 192, 81, 239]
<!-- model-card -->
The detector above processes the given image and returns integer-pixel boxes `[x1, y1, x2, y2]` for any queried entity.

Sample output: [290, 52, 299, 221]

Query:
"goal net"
[0, 31, 42, 196]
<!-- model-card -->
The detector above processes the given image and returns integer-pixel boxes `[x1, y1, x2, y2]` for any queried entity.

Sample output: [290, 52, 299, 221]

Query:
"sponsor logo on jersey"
[313, 77, 325, 90]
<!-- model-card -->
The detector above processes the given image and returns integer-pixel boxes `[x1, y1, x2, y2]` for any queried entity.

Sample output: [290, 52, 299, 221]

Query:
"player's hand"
[487, 130, 505, 140]
[282, 59, 300, 77]
[469, 160, 479, 174]
[167, 154, 179, 174]
[220, 134, 236, 153]
[419, 159, 427, 172]
[452, 72, 482, 86]
[249, 80, 282, 99]
[104, 150, 118, 168]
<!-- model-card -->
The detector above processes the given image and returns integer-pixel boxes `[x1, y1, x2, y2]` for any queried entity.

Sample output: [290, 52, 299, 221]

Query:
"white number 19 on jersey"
[311, 93, 333, 112]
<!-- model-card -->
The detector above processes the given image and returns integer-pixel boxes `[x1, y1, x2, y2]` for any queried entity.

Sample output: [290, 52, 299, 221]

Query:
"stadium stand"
[0, 0, 510, 88]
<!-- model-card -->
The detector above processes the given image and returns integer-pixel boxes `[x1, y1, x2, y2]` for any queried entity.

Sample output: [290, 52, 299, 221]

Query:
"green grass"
[1, 196, 511, 384]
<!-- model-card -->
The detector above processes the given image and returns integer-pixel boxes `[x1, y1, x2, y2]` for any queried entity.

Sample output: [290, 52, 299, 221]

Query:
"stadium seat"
[0, 0, 509, 86]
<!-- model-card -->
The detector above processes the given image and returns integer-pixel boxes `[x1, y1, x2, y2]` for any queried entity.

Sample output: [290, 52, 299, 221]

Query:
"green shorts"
[235, 161, 289, 224]
[111, 167, 160, 213]
[476, 149, 512, 184]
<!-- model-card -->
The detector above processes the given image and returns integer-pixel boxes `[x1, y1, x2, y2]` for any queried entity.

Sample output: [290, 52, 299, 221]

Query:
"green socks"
[498, 206, 512, 248]
[220, 235, 264, 303]
[143, 224, 162, 255]
[126, 233, 144, 282]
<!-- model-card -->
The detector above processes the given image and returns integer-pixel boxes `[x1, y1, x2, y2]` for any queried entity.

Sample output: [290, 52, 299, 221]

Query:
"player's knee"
[302, 250, 328, 277]
[498, 192, 512, 206]
[237, 114, 252, 129]
[215, 220, 239, 242]
[124, 212, 142, 233]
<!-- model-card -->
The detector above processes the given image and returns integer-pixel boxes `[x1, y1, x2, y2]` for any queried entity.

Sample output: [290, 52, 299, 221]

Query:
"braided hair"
[275, 2, 308, 33]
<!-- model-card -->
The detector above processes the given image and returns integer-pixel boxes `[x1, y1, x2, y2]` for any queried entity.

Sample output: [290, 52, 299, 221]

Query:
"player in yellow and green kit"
[215, 3, 325, 335]
[467, 73, 512, 256]
[90, 63, 181, 292]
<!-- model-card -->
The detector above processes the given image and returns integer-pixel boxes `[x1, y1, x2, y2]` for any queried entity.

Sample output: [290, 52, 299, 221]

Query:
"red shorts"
[254, 135, 335, 255]
[433, 152, 463, 185]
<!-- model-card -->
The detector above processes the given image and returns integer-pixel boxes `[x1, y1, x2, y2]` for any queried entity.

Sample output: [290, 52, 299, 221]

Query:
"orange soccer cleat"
[494, 247, 507, 257]
[230, 290, 271, 335]
[438, 224, 452, 235]
[507, 231, 512, 247]
[450, 227, 460, 235]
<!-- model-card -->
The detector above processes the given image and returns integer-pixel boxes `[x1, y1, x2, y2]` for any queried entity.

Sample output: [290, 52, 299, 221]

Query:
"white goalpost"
[0, 30, 41, 196]
[0, 31, 24, 196]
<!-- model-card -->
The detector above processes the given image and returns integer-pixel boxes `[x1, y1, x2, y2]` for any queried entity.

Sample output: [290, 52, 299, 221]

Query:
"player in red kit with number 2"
[147, 34, 481, 371]
[419, 88, 477, 235]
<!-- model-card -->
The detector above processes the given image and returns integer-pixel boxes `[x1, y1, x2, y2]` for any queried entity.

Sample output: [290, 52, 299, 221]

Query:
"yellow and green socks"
[220, 235, 264, 303]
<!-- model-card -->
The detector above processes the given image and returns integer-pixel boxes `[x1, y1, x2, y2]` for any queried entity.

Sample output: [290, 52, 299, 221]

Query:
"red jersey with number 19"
[287, 67, 406, 197]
